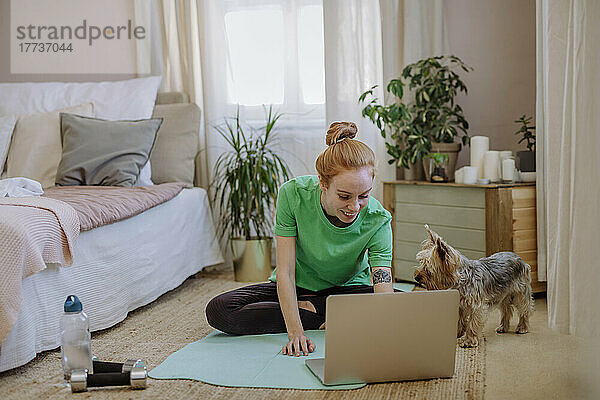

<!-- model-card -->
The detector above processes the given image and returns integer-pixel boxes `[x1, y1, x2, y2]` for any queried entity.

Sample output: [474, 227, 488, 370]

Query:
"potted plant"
[424, 152, 450, 182]
[401, 55, 472, 181]
[359, 79, 426, 180]
[360, 55, 472, 181]
[211, 106, 291, 282]
[514, 114, 536, 172]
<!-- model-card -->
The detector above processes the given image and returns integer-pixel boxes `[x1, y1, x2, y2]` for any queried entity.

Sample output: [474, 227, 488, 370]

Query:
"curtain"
[135, 0, 210, 188]
[323, 0, 448, 200]
[537, 0, 600, 337]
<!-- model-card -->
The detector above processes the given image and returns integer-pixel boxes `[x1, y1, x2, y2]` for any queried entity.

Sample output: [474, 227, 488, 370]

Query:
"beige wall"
[446, 0, 536, 168]
[0, 0, 138, 82]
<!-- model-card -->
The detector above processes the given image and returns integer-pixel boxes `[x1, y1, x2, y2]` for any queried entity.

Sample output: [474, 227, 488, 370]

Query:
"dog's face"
[414, 225, 461, 290]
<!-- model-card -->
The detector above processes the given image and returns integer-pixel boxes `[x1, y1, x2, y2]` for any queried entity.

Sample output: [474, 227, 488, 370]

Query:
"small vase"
[424, 158, 449, 182]
[430, 142, 461, 181]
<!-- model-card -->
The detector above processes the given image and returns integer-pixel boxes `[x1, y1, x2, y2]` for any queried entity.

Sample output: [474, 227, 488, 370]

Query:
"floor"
[483, 294, 592, 399]
[0, 266, 596, 399]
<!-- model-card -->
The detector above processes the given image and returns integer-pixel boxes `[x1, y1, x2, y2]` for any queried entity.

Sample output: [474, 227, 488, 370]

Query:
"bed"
[0, 85, 224, 372]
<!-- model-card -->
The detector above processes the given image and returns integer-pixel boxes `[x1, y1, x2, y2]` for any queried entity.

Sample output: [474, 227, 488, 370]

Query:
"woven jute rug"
[0, 265, 486, 399]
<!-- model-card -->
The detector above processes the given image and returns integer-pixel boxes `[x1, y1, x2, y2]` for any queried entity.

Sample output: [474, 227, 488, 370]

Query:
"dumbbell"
[69, 360, 147, 392]
[91, 358, 145, 374]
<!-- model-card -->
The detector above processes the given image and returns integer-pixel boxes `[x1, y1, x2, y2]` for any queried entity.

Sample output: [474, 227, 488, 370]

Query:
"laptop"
[305, 289, 459, 385]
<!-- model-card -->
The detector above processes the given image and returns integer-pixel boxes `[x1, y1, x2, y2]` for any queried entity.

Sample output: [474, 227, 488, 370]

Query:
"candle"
[470, 136, 489, 179]
[483, 151, 500, 182]
[502, 158, 516, 182]
[499, 150, 513, 161]
[463, 166, 479, 184]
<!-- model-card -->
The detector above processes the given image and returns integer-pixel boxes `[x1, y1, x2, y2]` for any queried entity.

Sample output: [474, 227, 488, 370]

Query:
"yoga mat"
[393, 282, 415, 292]
[149, 330, 366, 390]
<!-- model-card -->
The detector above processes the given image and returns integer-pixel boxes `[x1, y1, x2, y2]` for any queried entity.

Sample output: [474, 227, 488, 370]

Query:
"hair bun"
[325, 122, 358, 146]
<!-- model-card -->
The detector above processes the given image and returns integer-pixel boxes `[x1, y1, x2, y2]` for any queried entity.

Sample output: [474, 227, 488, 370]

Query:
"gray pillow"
[56, 113, 162, 187]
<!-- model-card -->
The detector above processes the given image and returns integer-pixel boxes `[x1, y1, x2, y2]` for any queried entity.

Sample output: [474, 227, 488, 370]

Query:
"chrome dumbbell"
[69, 360, 147, 392]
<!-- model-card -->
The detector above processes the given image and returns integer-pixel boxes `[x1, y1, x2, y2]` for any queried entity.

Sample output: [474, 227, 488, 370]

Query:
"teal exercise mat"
[149, 330, 365, 390]
[393, 282, 415, 292]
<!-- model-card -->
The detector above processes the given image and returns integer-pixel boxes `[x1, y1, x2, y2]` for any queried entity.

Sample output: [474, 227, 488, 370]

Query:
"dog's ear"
[425, 224, 438, 243]
[435, 237, 448, 263]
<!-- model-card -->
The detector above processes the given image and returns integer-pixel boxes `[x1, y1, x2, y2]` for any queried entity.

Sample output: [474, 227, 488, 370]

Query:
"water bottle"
[61, 295, 93, 379]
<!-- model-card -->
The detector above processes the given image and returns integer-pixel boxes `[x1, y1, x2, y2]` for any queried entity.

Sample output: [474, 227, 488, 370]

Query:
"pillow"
[56, 113, 162, 187]
[6, 103, 94, 188]
[135, 161, 153, 186]
[0, 115, 17, 173]
[0, 77, 161, 185]
[150, 103, 200, 185]
[0, 76, 161, 120]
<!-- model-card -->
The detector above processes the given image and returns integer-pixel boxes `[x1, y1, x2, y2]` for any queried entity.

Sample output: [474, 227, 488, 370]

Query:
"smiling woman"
[205, 121, 396, 357]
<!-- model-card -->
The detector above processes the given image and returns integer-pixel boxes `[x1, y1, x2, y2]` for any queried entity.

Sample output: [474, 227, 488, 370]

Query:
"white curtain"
[142, 0, 328, 187]
[323, 0, 447, 200]
[135, 0, 209, 187]
[537, 0, 600, 337]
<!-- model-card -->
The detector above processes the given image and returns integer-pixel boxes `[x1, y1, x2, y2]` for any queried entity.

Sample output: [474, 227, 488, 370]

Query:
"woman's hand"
[282, 332, 316, 357]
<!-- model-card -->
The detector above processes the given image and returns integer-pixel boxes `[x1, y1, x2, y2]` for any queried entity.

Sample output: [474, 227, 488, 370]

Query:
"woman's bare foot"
[297, 300, 316, 313]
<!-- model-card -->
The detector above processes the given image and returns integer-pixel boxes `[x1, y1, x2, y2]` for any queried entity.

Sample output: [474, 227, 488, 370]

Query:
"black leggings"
[205, 282, 381, 335]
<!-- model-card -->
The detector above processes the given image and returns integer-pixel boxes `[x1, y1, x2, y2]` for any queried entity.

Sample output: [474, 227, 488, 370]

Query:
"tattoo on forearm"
[372, 268, 392, 284]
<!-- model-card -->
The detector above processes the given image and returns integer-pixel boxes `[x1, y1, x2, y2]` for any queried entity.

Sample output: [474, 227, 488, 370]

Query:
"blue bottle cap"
[64, 295, 82, 313]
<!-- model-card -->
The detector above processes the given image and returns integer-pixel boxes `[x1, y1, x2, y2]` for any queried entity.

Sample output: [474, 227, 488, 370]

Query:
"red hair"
[315, 122, 375, 187]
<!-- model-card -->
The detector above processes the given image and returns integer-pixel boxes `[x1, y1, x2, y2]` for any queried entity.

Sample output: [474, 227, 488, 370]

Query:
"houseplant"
[359, 55, 472, 181]
[424, 152, 450, 182]
[514, 114, 536, 172]
[211, 106, 291, 282]
[359, 79, 426, 180]
[401, 55, 472, 181]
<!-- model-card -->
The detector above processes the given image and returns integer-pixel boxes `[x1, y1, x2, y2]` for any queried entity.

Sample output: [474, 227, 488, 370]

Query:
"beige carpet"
[0, 265, 486, 399]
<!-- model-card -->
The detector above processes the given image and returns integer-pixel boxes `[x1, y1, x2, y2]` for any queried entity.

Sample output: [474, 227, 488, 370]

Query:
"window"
[223, 0, 325, 118]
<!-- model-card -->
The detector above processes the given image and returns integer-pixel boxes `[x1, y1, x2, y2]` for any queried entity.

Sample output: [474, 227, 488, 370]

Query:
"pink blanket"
[43, 182, 189, 231]
[0, 197, 80, 342]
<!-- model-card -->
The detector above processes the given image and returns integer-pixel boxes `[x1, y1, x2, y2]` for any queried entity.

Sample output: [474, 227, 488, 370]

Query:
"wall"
[446, 0, 536, 168]
[0, 0, 139, 82]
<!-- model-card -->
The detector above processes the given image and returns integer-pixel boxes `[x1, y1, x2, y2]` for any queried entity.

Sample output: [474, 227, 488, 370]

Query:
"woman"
[206, 121, 394, 357]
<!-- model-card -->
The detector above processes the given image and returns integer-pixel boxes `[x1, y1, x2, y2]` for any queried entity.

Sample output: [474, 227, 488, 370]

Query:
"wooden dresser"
[382, 180, 545, 293]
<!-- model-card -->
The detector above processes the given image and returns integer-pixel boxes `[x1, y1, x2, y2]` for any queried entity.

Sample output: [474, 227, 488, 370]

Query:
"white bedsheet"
[0, 187, 223, 372]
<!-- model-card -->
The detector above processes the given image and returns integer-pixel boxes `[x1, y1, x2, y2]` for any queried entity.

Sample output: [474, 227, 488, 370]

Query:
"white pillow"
[135, 161, 153, 186]
[6, 103, 94, 188]
[0, 115, 17, 173]
[0, 76, 161, 186]
[0, 76, 162, 120]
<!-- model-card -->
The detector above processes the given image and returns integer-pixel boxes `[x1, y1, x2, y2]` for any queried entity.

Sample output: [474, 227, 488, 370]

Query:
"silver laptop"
[305, 290, 459, 385]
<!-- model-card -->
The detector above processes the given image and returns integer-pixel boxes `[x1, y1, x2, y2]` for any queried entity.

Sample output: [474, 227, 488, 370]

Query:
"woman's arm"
[372, 266, 394, 293]
[276, 235, 316, 356]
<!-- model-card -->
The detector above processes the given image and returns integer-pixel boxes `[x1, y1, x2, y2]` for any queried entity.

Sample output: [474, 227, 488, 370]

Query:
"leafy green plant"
[424, 152, 450, 166]
[359, 79, 422, 169]
[514, 115, 536, 151]
[359, 55, 472, 168]
[211, 106, 291, 241]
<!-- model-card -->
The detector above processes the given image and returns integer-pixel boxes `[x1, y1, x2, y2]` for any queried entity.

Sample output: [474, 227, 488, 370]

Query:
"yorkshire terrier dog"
[414, 225, 534, 348]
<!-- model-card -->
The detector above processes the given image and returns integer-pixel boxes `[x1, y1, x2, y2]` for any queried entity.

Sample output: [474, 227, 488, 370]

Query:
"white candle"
[463, 166, 479, 184]
[499, 150, 513, 161]
[502, 158, 516, 182]
[483, 151, 500, 182]
[470, 136, 489, 179]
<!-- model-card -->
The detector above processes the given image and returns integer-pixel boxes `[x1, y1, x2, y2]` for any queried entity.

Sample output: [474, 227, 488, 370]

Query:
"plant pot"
[429, 142, 461, 181]
[402, 159, 424, 181]
[516, 150, 536, 172]
[231, 238, 273, 282]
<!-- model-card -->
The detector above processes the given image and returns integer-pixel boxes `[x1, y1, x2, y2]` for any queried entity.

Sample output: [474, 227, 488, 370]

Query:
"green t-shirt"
[269, 175, 393, 291]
